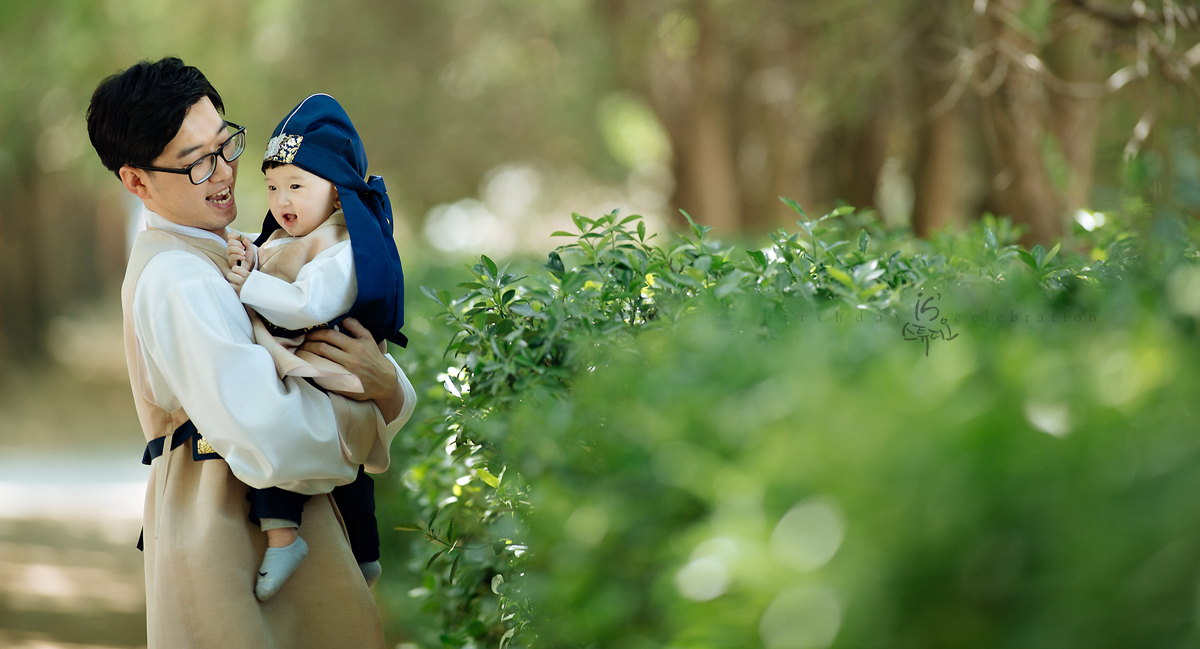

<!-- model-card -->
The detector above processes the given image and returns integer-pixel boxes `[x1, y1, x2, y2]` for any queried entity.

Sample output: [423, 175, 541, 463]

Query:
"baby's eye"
[266, 185, 276, 191]
[290, 184, 302, 190]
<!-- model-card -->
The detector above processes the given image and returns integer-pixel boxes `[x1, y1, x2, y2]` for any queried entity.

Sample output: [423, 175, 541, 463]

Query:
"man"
[86, 57, 411, 648]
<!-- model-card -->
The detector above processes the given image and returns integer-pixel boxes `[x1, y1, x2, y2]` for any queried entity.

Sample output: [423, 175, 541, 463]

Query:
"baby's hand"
[226, 264, 250, 295]
[227, 235, 256, 270]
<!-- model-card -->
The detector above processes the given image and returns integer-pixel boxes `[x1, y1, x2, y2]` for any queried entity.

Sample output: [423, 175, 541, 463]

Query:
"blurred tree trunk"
[1044, 10, 1108, 212]
[649, 0, 741, 232]
[825, 101, 891, 218]
[0, 160, 41, 368]
[911, 1, 967, 237]
[0, 190, 6, 370]
[914, 103, 965, 237]
[977, 0, 1065, 245]
[739, 10, 818, 230]
[845, 107, 892, 211]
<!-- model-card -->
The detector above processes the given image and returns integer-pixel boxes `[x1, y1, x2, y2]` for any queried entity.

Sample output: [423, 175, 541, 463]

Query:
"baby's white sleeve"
[239, 241, 356, 329]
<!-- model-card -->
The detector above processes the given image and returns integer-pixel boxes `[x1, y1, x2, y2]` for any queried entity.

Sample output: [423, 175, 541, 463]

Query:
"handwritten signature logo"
[902, 292, 958, 356]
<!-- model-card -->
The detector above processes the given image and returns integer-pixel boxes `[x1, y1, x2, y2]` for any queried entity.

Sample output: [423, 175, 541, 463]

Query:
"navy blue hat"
[256, 93, 406, 347]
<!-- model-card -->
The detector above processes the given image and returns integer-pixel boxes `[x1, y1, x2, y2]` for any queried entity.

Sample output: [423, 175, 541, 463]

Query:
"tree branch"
[1067, 0, 1161, 27]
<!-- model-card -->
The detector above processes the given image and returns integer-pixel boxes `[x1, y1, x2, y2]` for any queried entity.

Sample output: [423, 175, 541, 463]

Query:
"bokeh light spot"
[759, 585, 842, 649]
[674, 555, 729, 602]
[770, 496, 845, 571]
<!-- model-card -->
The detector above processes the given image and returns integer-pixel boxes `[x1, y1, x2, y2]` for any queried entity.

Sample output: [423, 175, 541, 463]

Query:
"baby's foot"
[359, 560, 382, 587]
[255, 536, 309, 602]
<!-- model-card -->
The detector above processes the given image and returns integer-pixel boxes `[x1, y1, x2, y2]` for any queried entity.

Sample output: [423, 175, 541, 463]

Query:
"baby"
[224, 93, 411, 602]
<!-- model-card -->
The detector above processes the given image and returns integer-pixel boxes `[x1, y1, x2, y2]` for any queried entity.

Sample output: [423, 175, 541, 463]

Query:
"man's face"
[136, 97, 239, 234]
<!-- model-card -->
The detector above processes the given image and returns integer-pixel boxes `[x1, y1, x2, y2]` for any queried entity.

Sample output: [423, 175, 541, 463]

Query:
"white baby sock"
[255, 536, 309, 602]
[359, 560, 382, 587]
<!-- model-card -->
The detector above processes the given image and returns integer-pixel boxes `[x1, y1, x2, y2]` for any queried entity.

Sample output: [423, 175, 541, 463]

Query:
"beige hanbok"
[122, 217, 392, 648]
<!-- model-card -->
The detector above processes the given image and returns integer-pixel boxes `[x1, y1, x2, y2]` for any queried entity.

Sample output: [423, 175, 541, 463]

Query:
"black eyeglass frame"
[132, 122, 246, 185]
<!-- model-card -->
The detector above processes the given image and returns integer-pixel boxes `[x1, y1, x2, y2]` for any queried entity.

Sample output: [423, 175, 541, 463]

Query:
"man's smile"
[207, 186, 233, 207]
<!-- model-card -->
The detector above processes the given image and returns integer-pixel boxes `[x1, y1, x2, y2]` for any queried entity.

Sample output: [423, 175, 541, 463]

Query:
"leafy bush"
[379, 200, 1195, 648]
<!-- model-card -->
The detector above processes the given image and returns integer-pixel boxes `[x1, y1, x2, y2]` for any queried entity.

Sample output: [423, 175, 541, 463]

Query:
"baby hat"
[257, 93, 406, 347]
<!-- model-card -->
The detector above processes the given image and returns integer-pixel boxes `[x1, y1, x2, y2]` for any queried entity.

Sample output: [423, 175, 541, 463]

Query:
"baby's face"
[264, 164, 340, 237]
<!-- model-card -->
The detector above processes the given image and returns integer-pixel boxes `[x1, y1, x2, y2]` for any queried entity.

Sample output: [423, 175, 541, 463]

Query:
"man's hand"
[302, 318, 403, 422]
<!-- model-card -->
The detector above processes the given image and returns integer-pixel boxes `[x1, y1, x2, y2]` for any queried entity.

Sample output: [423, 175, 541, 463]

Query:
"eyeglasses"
[134, 122, 246, 185]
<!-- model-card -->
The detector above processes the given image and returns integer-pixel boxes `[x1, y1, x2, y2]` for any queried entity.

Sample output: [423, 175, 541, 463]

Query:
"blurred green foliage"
[377, 197, 1198, 647]
[4, 2, 1200, 645]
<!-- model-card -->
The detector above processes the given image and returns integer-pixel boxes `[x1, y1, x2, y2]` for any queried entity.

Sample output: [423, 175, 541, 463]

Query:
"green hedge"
[377, 201, 1200, 648]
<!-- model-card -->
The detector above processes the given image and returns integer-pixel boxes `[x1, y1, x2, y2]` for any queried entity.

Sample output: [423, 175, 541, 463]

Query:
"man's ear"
[118, 166, 154, 200]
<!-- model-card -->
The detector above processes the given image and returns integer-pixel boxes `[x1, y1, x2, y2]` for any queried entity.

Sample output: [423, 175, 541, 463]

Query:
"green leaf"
[491, 574, 506, 595]
[1032, 244, 1047, 268]
[550, 231, 575, 237]
[420, 285, 444, 305]
[394, 524, 422, 532]
[861, 283, 887, 298]
[545, 251, 565, 275]
[828, 205, 855, 219]
[637, 220, 646, 241]
[499, 628, 517, 649]
[426, 549, 445, 570]
[475, 467, 501, 488]
[680, 209, 711, 240]
[1017, 249, 1038, 270]
[571, 212, 593, 231]
[715, 270, 750, 299]
[510, 303, 547, 320]
[827, 267, 854, 288]
[449, 554, 460, 584]
[1042, 242, 1061, 268]
[456, 282, 484, 289]
[482, 255, 498, 278]
[858, 230, 870, 253]
[780, 196, 808, 220]
[747, 249, 768, 268]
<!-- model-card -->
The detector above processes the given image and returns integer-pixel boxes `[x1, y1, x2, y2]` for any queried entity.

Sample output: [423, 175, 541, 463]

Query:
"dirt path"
[0, 365, 147, 648]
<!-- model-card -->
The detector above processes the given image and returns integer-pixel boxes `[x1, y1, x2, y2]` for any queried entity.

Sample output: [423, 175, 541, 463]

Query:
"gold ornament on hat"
[263, 134, 303, 164]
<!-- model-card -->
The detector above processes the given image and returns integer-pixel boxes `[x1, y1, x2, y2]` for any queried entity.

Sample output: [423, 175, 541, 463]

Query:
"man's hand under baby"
[302, 318, 404, 422]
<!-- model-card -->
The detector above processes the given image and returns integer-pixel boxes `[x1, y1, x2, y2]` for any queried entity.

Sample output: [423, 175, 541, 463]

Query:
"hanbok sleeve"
[133, 251, 375, 495]
[355, 353, 417, 474]
[238, 241, 355, 329]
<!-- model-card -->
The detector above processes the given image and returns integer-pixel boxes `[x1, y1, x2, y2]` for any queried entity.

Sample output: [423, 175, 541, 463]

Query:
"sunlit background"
[2, 0, 1199, 646]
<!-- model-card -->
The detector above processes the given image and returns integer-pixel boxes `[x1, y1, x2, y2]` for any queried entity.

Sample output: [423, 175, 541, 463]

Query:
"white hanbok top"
[131, 211, 416, 494]
[239, 236, 356, 330]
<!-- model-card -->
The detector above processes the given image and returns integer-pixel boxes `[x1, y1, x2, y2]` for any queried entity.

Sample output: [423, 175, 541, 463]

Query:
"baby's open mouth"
[207, 187, 232, 207]
[281, 213, 297, 225]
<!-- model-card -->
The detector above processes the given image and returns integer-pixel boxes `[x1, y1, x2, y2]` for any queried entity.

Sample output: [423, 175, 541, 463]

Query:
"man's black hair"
[86, 57, 224, 177]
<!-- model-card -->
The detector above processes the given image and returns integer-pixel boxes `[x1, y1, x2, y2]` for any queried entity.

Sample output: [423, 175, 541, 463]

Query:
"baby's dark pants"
[246, 465, 380, 563]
